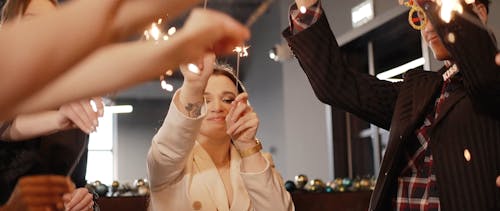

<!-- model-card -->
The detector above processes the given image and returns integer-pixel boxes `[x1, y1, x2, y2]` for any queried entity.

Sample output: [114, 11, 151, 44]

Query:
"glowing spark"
[187, 63, 201, 74]
[439, 0, 464, 23]
[161, 80, 174, 92]
[447, 32, 456, 43]
[150, 23, 161, 40]
[165, 70, 173, 76]
[167, 27, 177, 36]
[269, 51, 277, 60]
[157, 18, 163, 25]
[162, 35, 169, 41]
[299, 6, 307, 14]
[233, 46, 250, 57]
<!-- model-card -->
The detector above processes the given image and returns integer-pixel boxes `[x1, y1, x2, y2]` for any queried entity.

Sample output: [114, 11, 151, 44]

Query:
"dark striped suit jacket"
[283, 12, 500, 211]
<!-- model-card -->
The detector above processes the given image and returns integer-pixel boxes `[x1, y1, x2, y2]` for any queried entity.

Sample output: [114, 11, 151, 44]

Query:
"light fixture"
[105, 105, 133, 114]
[376, 57, 425, 80]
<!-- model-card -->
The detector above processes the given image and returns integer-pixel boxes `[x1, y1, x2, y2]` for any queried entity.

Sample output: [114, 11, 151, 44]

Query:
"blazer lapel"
[409, 71, 444, 126]
[228, 146, 251, 211]
[431, 84, 466, 130]
[192, 143, 230, 211]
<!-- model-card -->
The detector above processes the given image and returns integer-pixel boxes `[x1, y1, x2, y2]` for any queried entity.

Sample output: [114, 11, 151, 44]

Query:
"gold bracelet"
[238, 139, 262, 158]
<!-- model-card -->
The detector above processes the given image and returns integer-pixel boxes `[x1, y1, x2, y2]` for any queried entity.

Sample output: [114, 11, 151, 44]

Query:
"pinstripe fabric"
[283, 12, 500, 211]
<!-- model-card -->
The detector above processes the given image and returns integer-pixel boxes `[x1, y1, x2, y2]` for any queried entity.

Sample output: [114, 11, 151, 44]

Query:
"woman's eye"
[222, 98, 234, 104]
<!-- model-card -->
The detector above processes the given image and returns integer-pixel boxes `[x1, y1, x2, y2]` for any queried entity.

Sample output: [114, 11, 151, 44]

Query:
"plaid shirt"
[289, 1, 322, 34]
[395, 65, 460, 211]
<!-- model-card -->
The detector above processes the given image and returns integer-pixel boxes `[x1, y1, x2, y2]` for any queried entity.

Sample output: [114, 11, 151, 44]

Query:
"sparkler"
[184, 0, 209, 75]
[231, 0, 274, 87]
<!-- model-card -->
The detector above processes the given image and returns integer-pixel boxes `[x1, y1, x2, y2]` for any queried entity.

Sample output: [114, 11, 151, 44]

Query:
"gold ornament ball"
[308, 179, 325, 188]
[334, 177, 343, 186]
[326, 180, 338, 190]
[135, 179, 146, 187]
[112, 181, 120, 189]
[294, 174, 308, 189]
[360, 178, 371, 190]
[337, 185, 346, 192]
[306, 179, 325, 192]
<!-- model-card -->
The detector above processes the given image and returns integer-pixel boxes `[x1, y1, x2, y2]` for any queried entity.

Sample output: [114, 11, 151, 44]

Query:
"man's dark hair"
[477, 0, 491, 13]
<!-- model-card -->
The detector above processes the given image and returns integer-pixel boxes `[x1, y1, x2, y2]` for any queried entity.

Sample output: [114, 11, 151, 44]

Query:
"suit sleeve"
[283, 12, 400, 130]
[240, 153, 294, 211]
[147, 91, 205, 191]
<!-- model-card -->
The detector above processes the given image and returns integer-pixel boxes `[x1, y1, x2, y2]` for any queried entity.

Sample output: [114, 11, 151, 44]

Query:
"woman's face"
[199, 74, 238, 140]
[23, 0, 56, 18]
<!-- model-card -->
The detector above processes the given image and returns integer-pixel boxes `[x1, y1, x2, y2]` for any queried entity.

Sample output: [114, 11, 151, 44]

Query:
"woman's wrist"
[235, 138, 262, 158]
[177, 88, 204, 118]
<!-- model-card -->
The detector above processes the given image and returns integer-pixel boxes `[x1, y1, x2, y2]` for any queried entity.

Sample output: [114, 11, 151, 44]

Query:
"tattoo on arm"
[184, 102, 203, 118]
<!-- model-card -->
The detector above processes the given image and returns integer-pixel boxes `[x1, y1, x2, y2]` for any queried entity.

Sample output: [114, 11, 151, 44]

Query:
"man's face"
[421, 21, 452, 61]
[420, 3, 488, 62]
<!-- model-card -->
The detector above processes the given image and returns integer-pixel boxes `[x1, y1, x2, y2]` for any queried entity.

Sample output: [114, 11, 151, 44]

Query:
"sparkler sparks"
[233, 46, 250, 57]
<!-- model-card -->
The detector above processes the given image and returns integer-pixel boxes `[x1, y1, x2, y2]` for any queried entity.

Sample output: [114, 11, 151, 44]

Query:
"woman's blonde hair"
[1, 0, 58, 24]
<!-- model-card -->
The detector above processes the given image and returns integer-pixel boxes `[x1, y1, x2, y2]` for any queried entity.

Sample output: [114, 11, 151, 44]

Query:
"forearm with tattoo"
[184, 101, 203, 118]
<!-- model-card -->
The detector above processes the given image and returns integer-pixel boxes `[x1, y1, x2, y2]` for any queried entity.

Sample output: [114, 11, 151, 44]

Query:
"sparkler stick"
[66, 138, 89, 177]
[245, 0, 274, 28]
[231, 0, 274, 87]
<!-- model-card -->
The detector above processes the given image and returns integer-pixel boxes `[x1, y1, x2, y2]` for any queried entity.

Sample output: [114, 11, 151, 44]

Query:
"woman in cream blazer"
[147, 55, 294, 211]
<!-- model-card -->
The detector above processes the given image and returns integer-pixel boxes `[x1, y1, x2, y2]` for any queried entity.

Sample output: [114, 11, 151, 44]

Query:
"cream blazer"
[147, 97, 294, 211]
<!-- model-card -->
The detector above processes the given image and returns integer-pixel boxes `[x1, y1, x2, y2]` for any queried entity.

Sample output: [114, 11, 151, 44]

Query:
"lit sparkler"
[231, 0, 274, 86]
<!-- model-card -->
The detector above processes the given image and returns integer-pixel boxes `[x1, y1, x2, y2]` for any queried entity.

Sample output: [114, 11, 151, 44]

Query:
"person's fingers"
[19, 186, 70, 196]
[79, 100, 99, 130]
[226, 109, 255, 134]
[184, 9, 250, 56]
[65, 188, 87, 210]
[19, 175, 71, 188]
[496, 176, 500, 187]
[91, 97, 105, 117]
[213, 16, 250, 54]
[234, 92, 249, 103]
[68, 192, 93, 211]
[227, 112, 258, 136]
[230, 117, 258, 138]
[62, 193, 72, 203]
[230, 101, 251, 123]
[496, 53, 500, 66]
[200, 53, 216, 78]
[22, 195, 65, 206]
[60, 104, 90, 134]
[69, 103, 93, 133]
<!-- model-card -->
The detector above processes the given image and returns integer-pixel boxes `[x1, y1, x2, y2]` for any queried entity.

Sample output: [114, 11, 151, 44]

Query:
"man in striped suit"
[283, 0, 500, 210]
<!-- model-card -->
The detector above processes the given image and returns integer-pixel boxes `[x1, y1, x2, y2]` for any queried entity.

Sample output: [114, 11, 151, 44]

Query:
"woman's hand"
[177, 54, 215, 118]
[63, 188, 94, 211]
[175, 9, 250, 64]
[226, 93, 259, 145]
[179, 54, 215, 92]
[58, 97, 104, 134]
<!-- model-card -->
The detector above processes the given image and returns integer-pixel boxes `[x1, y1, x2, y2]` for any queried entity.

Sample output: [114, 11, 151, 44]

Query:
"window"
[86, 111, 116, 185]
